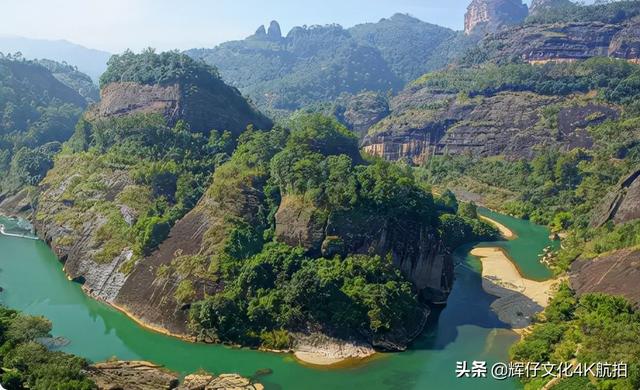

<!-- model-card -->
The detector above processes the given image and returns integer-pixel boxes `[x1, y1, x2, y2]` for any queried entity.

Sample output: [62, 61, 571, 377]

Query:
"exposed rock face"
[115, 165, 266, 335]
[84, 361, 263, 390]
[591, 169, 640, 227]
[88, 80, 272, 135]
[35, 166, 135, 303]
[362, 88, 617, 163]
[274, 196, 454, 303]
[464, 0, 528, 35]
[0, 188, 33, 218]
[84, 361, 179, 390]
[178, 374, 264, 390]
[267, 21, 282, 39]
[570, 249, 640, 307]
[480, 19, 640, 64]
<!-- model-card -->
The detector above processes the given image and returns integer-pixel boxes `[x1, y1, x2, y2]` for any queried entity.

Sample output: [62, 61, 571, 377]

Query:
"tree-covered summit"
[99, 49, 220, 88]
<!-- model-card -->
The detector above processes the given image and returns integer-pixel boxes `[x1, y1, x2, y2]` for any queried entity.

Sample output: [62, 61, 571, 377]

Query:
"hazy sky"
[1, 0, 536, 53]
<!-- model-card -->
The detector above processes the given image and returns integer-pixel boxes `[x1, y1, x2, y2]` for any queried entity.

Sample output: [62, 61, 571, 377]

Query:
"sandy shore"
[472, 247, 557, 329]
[479, 216, 516, 240]
[294, 352, 347, 366]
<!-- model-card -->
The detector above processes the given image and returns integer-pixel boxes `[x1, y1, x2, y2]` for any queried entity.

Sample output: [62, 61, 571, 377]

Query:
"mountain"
[0, 55, 91, 211]
[464, 0, 529, 35]
[36, 58, 100, 103]
[186, 15, 458, 115]
[0, 36, 111, 82]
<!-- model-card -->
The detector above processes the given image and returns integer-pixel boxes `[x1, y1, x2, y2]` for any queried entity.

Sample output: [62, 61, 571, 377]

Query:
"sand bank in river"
[471, 247, 558, 329]
[479, 216, 516, 240]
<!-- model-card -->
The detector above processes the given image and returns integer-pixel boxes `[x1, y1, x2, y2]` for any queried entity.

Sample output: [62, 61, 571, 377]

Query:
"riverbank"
[472, 246, 557, 329]
[0, 223, 38, 240]
[479, 216, 516, 240]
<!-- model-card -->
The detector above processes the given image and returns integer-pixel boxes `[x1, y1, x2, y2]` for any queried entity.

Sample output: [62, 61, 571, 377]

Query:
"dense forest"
[0, 54, 89, 197]
[182, 114, 498, 347]
[186, 15, 474, 115]
[0, 306, 95, 389]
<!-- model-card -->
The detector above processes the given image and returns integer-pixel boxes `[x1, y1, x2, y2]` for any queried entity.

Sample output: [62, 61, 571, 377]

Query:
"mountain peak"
[464, 0, 528, 35]
[268, 21, 282, 39]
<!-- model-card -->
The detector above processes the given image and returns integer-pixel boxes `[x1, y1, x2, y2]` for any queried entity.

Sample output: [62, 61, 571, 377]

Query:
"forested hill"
[186, 14, 468, 114]
[0, 55, 90, 200]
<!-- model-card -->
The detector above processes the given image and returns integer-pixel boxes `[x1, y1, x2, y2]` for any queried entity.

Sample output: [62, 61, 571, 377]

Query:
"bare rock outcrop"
[87, 80, 271, 135]
[84, 361, 180, 390]
[478, 19, 640, 64]
[570, 249, 640, 307]
[274, 196, 454, 304]
[591, 169, 640, 227]
[464, 0, 528, 35]
[362, 89, 618, 163]
[84, 361, 263, 390]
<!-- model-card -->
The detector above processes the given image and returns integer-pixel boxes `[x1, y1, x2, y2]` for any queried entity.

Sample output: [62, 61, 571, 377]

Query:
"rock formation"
[361, 88, 617, 163]
[274, 196, 454, 304]
[479, 19, 640, 64]
[570, 249, 640, 308]
[267, 21, 282, 39]
[84, 361, 179, 390]
[464, 0, 528, 35]
[84, 361, 263, 390]
[591, 169, 640, 227]
[87, 79, 271, 136]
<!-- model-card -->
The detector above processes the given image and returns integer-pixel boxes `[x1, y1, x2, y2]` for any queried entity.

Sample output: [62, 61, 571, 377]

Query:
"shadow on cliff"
[408, 244, 540, 351]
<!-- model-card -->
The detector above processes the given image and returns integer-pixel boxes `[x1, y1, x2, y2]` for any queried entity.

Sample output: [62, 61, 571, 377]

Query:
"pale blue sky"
[1, 0, 536, 53]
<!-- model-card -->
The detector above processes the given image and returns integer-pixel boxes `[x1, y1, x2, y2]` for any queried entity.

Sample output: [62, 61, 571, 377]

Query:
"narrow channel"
[0, 211, 556, 389]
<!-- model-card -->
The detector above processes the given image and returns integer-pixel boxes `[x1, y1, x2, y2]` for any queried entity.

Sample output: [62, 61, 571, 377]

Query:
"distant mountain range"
[0, 36, 111, 82]
[187, 14, 475, 114]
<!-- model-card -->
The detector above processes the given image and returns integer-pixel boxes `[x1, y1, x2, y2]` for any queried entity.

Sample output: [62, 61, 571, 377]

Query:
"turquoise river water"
[0, 210, 556, 389]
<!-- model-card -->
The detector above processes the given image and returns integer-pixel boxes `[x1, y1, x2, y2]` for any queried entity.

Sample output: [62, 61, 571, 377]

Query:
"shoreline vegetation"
[1, 210, 555, 369]
[479, 215, 516, 240]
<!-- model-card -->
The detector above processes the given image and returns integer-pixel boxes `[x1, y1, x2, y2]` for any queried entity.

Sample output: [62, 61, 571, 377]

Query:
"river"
[0, 210, 556, 389]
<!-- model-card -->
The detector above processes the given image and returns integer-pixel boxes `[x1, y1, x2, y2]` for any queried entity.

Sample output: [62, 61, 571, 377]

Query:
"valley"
[1, 0, 640, 389]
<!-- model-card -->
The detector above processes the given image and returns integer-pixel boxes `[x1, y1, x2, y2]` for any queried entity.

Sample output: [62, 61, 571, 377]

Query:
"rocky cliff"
[362, 88, 617, 163]
[478, 19, 640, 64]
[88, 80, 271, 135]
[570, 248, 640, 308]
[464, 0, 528, 35]
[274, 196, 453, 303]
[590, 168, 640, 227]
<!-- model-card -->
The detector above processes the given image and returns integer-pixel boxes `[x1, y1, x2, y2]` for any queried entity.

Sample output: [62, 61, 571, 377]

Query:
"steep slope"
[95, 50, 272, 135]
[34, 51, 272, 312]
[36, 58, 100, 103]
[464, 0, 528, 36]
[0, 56, 89, 212]
[362, 60, 628, 163]
[186, 16, 457, 114]
[115, 114, 497, 356]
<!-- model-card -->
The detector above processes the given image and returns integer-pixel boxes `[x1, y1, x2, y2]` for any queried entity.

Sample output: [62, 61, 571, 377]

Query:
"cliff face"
[480, 19, 640, 64]
[591, 169, 640, 227]
[361, 88, 617, 163]
[114, 167, 266, 334]
[464, 0, 528, 36]
[570, 248, 640, 308]
[88, 80, 272, 135]
[274, 196, 453, 303]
